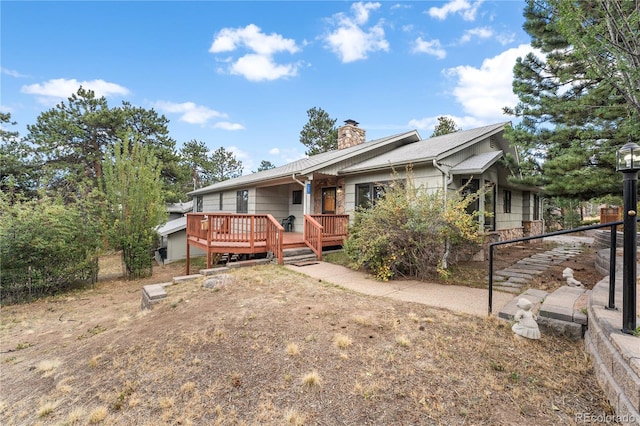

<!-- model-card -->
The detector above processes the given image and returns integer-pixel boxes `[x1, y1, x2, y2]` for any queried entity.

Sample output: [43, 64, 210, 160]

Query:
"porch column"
[304, 179, 312, 215]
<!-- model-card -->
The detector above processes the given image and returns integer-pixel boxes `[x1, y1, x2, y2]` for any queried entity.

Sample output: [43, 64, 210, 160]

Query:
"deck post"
[186, 242, 190, 275]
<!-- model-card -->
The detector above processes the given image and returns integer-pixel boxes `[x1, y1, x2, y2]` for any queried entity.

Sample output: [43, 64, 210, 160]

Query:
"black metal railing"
[488, 220, 626, 315]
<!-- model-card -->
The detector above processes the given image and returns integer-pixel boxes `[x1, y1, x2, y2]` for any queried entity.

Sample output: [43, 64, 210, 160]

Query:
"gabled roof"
[449, 151, 504, 175]
[340, 122, 509, 174]
[189, 130, 420, 195]
[157, 216, 186, 236]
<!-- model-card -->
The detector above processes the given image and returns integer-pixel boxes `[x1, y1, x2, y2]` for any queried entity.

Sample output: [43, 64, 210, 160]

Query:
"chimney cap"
[344, 119, 359, 126]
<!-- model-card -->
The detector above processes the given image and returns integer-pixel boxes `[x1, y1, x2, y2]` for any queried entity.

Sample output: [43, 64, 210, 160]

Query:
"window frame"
[292, 189, 302, 205]
[503, 190, 512, 214]
[355, 182, 387, 209]
[533, 194, 540, 220]
[236, 189, 248, 213]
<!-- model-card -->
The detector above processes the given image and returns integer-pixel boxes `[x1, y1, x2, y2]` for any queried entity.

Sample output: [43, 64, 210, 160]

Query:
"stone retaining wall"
[585, 253, 640, 426]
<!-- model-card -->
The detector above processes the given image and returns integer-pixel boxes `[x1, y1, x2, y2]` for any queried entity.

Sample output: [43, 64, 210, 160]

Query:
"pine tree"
[299, 107, 338, 155]
[504, 0, 635, 201]
[431, 116, 461, 137]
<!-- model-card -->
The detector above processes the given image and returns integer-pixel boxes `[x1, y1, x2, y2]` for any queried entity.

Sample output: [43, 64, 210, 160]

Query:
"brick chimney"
[337, 119, 366, 150]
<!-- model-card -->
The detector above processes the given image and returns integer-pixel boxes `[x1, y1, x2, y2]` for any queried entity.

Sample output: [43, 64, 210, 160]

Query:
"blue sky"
[1, 0, 532, 172]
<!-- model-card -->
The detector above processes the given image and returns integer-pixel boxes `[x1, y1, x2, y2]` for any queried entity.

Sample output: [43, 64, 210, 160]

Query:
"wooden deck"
[185, 213, 348, 272]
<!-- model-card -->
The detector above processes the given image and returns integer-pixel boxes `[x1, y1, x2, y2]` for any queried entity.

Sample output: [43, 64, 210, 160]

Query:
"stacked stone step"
[491, 245, 584, 294]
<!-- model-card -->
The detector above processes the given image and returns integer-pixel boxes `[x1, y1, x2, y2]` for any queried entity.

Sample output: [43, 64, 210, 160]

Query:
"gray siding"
[343, 165, 443, 214]
[496, 189, 524, 231]
[166, 230, 204, 264]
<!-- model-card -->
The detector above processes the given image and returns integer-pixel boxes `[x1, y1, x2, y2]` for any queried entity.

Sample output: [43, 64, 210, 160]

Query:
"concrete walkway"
[285, 235, 596, 318]
[286, 261, 513, 317]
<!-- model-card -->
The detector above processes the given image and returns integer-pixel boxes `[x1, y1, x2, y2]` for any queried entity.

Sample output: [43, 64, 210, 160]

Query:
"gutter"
[292, 173, 306, 187]
[433, 159, 453, 204]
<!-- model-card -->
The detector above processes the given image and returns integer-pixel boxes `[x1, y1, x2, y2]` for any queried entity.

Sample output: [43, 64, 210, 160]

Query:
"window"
[484, 181, 496, 231]
[461, 178, 480, 216]
[219, 193, 223, 210]
[196, 196, 203, 212]
[533, 194, 540, 220]
[292, 190, 302, 205]
[355, 183, 386, 209]
[236, 190, 248, 213]
[503, 190, 512, 213]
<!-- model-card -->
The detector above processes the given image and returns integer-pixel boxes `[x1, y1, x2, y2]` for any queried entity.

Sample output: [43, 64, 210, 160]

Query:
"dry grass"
[88, 406, 107, 424]
[0, 258, 612, 425]
[37, 400, 57, 418]
[301, 371, 321, 388]
[332, 333, 353, 349]
[285, 342, 299, 356]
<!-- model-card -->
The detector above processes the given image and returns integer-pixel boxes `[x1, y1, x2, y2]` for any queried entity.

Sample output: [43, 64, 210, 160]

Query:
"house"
[155, 202, 205, 264]
[185, 120, 542, 269]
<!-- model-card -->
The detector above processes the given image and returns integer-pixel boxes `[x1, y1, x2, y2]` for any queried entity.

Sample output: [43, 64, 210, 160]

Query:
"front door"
[322, 187, 336, 214]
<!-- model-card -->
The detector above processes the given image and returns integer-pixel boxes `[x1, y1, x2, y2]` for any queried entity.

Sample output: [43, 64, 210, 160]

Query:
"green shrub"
[0, 195, 102, 303]
[344, 173, 482, 281]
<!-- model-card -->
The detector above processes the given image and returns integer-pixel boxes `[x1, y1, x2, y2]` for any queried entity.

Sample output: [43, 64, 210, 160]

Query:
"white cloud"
[230, 54, 299, 82]
[408, 44, 533, 132]
[153, 100, 244, 130]
[269, 148, 280, 155]
[459, 27, 515, 46]
[209, 24, 300, 81]
[459, 27, 493, 43]
[1, 67, 27, 78]
[21, 78, 129, 104]
[351, 2, 380, 25]
[0, 105, 13, 113]
[323, 2, 389, 63]
[213, 121, 244, 131]
[444, 44, 533, 122]
[153, 100, 226, 125]
[428, 0, 484, 21]
[412, 37, 446, 59]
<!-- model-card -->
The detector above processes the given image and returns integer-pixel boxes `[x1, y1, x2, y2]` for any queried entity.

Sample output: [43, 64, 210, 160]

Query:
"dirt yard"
[0, 243, 612, 425]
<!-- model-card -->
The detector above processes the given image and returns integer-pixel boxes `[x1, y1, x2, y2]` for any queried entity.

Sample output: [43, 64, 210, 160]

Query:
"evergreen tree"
[180, 139, 215, 189]
[504, 0, 634, 200]
[299, 107, 338, 155]
[118, 102, 183, 201]
[0, 113, 41, 201]
[553, 0, 640, 116]
[431, 116, 461, 137]
[255, 160, 276, 172]
[26, 87, 182, 201]
[26, 87, 117, 197]
[210, 147, 243, 182]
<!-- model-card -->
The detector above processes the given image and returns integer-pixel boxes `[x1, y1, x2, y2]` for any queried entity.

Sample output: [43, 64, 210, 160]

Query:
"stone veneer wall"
[312, 178, 345, 214]
[522, 220, 543, 238]
[496, 227, 524, 242]
[337, 124, 366, 149]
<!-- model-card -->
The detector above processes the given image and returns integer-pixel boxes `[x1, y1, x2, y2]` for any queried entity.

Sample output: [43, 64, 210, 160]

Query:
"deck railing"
[265, 215, 284, 264]
[304, 214, 349, 260]
[309, 214, 349, 238]
[304, 215, 324, 260]
[186, 213, 284, 266]
[186, 213, 348, 270]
